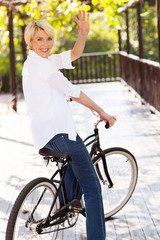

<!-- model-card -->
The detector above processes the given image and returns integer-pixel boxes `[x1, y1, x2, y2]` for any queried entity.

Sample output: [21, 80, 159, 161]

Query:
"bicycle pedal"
[70, 206, 86, 216]
[71, 207, 82, 213]
[51, 199, 83, 221]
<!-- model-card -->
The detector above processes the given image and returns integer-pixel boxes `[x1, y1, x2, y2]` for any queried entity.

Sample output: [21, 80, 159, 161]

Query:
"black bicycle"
[6, 118, 138, 240]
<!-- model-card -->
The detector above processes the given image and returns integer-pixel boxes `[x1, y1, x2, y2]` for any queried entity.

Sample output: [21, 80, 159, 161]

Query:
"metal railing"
[62, 52, 120, 84]
[61, 50, 160, 113]
[119, 51, 160, 112]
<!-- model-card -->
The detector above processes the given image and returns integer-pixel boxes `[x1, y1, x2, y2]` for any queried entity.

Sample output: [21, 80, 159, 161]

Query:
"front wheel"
[93, 147, 138, 219]
[6, 177, 60, 240]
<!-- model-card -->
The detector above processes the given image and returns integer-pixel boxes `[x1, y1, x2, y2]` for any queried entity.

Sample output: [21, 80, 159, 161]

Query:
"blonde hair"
[24, 20, 56, 49]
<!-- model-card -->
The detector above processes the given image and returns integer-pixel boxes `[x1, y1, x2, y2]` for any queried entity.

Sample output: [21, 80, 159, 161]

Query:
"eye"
[48, 37, 53, 41]
[37, 38, 42, 41]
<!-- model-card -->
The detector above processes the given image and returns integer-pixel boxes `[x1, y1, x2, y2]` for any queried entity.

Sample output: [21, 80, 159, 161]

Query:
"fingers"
[87, 12, 89, 22]
[79, 10, 85, 21]
[83, 11, 86, 20]
[110, 116, 117, 127]
[74, 10, 89, 23]
[73, 14, 79, 24]
[112, 115, 117, 121]
[79, 10, 83, 21]
[108, 120, 114, 128]
[99, 110, 117, 128]
[106, 116, 117, 128]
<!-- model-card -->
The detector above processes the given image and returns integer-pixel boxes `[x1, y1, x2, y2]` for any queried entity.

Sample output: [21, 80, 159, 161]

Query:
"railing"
[120, 51, 160, 112]
[62, 51, 160, 113]
[62, 52, 120, 84]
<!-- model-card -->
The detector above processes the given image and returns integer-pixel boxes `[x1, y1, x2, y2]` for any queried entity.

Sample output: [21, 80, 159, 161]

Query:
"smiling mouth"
[40, 48, 49, 53]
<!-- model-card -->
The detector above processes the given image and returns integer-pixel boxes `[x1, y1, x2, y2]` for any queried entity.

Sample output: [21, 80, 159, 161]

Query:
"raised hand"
[73, 10, 90, 37]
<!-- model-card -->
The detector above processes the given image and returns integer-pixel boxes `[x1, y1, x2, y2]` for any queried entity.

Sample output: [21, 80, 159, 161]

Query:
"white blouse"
[22, 50, 80, 149]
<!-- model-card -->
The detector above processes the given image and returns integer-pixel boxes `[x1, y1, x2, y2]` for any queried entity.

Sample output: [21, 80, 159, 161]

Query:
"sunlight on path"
[0, 82, 160, 240]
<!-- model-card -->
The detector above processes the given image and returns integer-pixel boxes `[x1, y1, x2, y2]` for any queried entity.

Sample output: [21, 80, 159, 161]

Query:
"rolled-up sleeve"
[41, 61, 80, 99]
[49, 50, 75, 70]
[46, 70, 80, 99]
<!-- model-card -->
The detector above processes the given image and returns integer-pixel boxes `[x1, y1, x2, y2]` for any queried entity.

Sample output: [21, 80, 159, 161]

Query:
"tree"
[0, 0, 130, 111]
[91, 0, 129, 27]
[0, 0, 90, 110]
[0, 0, 30, 111]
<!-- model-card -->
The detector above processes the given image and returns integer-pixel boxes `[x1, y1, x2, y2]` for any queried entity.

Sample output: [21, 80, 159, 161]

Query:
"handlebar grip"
[105, 122, 110, 129]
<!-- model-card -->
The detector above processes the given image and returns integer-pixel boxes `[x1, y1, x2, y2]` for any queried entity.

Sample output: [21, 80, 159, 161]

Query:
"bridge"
[0, 81, 160, 239]
[0, 0, 160, 239]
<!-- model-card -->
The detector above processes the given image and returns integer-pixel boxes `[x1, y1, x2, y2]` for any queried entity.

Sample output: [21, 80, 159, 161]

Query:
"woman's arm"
[71, 10, 89, 62]
[71, 91, 117, 128]
[70, 12, 116, 127]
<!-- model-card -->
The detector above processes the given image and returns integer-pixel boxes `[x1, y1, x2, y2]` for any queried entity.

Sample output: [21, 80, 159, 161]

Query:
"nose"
[43, 40, 49, 47]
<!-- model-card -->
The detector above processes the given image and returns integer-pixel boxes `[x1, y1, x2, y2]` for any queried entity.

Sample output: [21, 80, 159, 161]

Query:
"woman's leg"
[67, 135, 106, 240]
[59, 165, 79, 205]
[45, 134, 106, 240]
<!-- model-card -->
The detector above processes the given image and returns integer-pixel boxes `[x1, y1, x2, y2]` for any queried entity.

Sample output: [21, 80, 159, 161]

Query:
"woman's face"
[30, 29, 54, 58]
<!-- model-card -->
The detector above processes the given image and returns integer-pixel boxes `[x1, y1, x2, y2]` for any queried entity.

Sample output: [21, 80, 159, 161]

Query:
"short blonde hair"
[24, 20, 56, 49]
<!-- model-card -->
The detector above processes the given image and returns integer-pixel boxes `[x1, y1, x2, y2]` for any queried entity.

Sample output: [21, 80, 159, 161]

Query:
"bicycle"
[6, 117, 138, 240]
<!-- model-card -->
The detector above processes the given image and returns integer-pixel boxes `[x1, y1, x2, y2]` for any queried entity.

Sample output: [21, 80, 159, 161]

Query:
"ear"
[29, 39, 33, 49]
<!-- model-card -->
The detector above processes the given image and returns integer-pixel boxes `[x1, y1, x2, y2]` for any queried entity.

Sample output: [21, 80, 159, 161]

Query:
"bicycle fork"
[95, 148, 113, 188]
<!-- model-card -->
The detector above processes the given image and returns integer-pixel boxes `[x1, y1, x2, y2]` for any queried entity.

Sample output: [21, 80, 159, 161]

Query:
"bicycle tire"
[92, 147, 138, 219]
[6, 177, 60, 240]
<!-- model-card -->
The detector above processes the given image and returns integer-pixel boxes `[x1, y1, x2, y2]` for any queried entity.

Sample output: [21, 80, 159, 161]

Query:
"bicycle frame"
[36, 119, 113, 233]
[35, 158, 73, 232]
[84, 119, 113, 187]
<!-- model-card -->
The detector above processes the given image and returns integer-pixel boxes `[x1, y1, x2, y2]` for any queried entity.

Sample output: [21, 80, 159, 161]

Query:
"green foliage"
[91, 0, 129, 28]
[0, 0, 158, 92]
[86, 12, 119, 52]
[0, 7, 10, 92]
[120, 4, 158, 62]
[120, 8, 139, 55]
[0, 0, 124, 92]
[0, 7, 8, 55]
[142, 4, 158, 61]
[55, 11, 118, 53]
[0, 57, 9, 92]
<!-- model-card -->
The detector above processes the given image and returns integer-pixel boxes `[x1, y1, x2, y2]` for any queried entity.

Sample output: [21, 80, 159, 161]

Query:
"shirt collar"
[28, 50, 52, 61]
[29, 50, 42, 59]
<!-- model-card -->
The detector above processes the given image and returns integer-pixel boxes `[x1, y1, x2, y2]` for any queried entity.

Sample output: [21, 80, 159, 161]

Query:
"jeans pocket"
[45, 134, 69, 155]
[54, 137, 69, 154]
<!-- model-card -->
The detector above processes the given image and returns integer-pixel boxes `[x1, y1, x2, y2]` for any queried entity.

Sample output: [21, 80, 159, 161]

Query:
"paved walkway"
[0, 81, 160, 240]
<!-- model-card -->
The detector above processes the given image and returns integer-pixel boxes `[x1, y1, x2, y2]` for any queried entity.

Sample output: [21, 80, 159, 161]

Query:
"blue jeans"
[45, 134, 106, 240]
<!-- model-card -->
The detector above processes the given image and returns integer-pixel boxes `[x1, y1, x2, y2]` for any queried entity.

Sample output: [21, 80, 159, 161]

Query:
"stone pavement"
[0, 81, 160, 240]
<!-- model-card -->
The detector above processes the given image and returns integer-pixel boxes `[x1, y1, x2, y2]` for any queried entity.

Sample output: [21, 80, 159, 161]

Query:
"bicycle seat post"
[57, 160, 64, 169]
[59, 158, 71, 206]
[44, 156, 50, 167]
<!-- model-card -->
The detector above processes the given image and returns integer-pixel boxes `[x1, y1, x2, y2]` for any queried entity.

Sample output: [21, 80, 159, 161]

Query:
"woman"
[23, 11, 116, 240]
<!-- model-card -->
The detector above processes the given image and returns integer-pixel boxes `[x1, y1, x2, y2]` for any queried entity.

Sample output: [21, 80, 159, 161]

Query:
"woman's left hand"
[99, 110, 117, 128]
[73, 10, 90, 37]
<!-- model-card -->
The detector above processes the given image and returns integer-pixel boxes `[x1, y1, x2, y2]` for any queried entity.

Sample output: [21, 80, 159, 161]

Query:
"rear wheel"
[93, 147, 138, 219]
[6, 177, 60, 240]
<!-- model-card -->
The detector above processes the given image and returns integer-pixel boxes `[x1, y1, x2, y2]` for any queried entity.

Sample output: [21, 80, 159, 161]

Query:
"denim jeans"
[45, 134, 106, 240]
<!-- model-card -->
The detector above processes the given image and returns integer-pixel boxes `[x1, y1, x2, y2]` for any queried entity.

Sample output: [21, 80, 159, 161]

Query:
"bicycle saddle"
[39, 147, 69, 159]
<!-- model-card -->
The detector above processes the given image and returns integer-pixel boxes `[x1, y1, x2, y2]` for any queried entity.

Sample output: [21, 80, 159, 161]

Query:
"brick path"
[0, 81, 160, 240]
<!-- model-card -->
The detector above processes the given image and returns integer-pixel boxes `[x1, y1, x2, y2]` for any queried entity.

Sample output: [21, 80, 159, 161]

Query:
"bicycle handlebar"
[105, 122, 110, 129]
[92, 110, 110, 129]
[94, 119, 110, 129]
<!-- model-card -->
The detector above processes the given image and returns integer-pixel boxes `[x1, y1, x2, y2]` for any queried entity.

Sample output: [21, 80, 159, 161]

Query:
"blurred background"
[0, 0, 158, 93]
